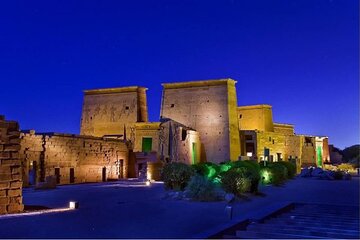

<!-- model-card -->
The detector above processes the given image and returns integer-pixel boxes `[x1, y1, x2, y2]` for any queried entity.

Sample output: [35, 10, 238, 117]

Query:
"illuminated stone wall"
[80, 87, 148, 137]
[160, 79, 240, 163]
[255, 131, 287, 161]
[20, 131, 129, 186]
[241, 130, 301, 163]
[240, 130, 330, 167]
[299, 135, 316, 167]
[284, 135, 302, 159]
[238, 105, 274, 132]
[315, 136, 330, 167]
[273, 123, 294, 135]
[0, 116, 23, 214]
[237, 104, 330, 169]
[133, 122, 160, 153]
[131, 120, 202, 179]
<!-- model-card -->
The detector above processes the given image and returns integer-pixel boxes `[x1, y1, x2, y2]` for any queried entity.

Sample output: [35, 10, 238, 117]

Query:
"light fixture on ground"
[225, 205, 233, 219]
[145, 180, 151, 186]
[69, 201, 79, 209]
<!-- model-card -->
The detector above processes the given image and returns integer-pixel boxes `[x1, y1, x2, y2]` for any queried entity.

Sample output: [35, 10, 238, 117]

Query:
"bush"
[333, 170, 344, 180]
[269, 163, 288, 185]
[337, 163, 356, 172]
[161, 162, 194, 190]
[220, 168, 251, 196]
[230, 160, 260, 193]
[185, 175, 222, 201]
[260, 163, 288, 186]
[276, 161, 296, 179]
[192, 162, 220, 181]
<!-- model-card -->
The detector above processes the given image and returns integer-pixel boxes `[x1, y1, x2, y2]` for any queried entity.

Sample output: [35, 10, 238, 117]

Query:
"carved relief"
[110, 105, 116, 122]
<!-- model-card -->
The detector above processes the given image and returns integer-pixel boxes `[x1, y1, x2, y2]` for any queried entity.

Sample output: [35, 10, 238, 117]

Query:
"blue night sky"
[0, 0, 358, 149]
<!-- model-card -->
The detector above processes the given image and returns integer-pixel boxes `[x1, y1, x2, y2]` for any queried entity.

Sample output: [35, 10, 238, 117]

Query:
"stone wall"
[273, 123, 295, 135]
[242, 131, 331, 169]
[160, 79, 240, 163]
[133, 120, 202, 164]
[133, 122, 160, 153]
[20, 131, 129, 186]
[0, 116, 23, 214]
[238, 105, 274, 132]
[256, 131, 287, 161]
[80, 86, 148, 137]
[299, 135, 316, 167]
[241, 130, 302, 162]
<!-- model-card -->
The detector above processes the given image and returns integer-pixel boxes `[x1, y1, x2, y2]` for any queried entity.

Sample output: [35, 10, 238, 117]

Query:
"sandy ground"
[0, 177, 358, 238]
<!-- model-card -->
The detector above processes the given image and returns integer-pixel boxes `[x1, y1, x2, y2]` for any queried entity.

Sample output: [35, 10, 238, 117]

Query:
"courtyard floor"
[0, 177, 359, 238]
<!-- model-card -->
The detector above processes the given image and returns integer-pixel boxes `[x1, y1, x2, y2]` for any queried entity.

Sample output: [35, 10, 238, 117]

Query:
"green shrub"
[192, 162, 220, 180]
[276, 161, 296, 179]
[161, 162, 194, 190]
[219, 162, 232, 173]
[230, 160, 260, 193]
[185, 175, 222, 201]
[260, 163, 288, 186]
[270, 163, 288, 185]
[220, 168, 251, 195]
[259, 168, 272, 184]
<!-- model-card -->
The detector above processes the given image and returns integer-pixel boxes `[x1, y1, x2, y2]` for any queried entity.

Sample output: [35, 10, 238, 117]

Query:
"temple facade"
[12, 78, 330, 188]
[238, 105, 330, 171]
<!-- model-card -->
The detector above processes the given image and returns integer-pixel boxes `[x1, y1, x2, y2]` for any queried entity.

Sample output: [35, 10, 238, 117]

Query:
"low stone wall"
[20, 131, 129, 186]
[0, 116, 23, 214]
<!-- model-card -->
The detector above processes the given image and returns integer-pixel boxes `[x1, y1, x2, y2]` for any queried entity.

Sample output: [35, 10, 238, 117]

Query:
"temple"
[0, 78, 331, 214]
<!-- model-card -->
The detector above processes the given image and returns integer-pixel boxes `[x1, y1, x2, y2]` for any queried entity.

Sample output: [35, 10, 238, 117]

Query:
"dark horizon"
[0, 0, 358, 149]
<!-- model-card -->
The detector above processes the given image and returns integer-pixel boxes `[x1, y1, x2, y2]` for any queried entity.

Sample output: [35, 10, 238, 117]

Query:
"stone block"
[11, 167, 21, 175]
[0, 173, 12, 180]
[11, 174, 21, 181]
[9, 196, 22, 204]
[0, 197, 9, 205]
[6, 121, 19, 131]
[0, 204, 7, 214]
[10, 181, 22, 189]
[0, 182, 9, 190]
[0, 190, 6, 197]
[8, 189, 21, 197]
[0, 152, 10, 159]
[0, 159, 20, 166]
[7, 203, 23, 213]
[0, 165, 11, 174]
[4, 144, 21, 152]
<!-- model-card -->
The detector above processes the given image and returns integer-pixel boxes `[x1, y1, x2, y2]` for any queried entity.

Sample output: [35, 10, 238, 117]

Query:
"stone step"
[298, 205, 356, 210]
[236, 230, 324, 239]
[249, 222, 360, 233]
[286, 211, 359, 219]
[295, 207, 358, 214]
[291, 209, 358, 216]
[291, 211, 359, 217]
[222, 234, 237, 239]
[276, 215, 360, 224]
[266, 219, 359, 230]
[246, 224, 360, 238]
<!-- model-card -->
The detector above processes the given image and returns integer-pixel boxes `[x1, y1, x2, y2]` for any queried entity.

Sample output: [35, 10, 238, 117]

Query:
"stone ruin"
[0, 115, 23, 214]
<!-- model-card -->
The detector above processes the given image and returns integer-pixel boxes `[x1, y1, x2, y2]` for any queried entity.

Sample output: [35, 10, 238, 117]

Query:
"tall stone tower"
[160, 79, 241, 163]
[80, 86, 148, 137]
